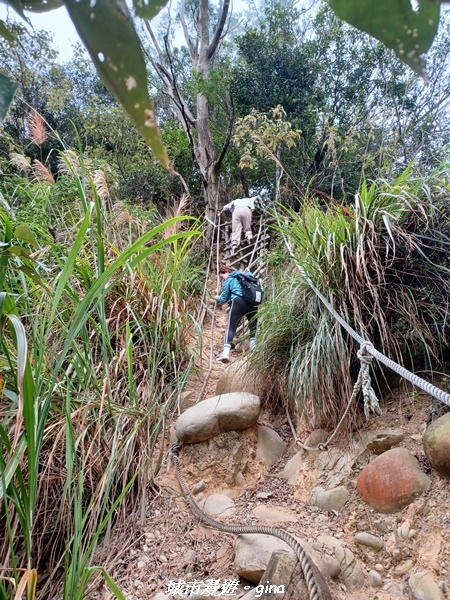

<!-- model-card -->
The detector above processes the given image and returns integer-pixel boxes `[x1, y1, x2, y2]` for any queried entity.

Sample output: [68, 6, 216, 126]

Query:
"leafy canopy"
[0, 0, 444, 163]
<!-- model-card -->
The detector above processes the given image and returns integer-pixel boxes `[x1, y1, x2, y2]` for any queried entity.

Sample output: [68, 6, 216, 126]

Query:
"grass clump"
[0, 151, 202, 598]
[256, 164, 450, 430]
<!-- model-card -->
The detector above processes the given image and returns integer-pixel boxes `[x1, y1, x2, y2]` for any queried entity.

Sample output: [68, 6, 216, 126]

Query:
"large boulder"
[357, 447, 431, 513]
[175, 392, 260, 443]
[423, 411, 450, 478]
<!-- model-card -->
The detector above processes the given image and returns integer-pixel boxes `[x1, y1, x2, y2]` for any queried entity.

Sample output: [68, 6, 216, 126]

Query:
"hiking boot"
[245, 232, 253, 244]
[217, 344, 231, 363]
[231, 243, 239, 255]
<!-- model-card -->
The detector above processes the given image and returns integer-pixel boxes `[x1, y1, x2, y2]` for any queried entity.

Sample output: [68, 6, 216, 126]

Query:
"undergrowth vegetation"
[256, 164, 450, 430]
[0, 141, 202, 598]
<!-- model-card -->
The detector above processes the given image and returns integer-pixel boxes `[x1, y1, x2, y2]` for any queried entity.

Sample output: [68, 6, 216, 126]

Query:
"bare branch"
[207, 0, 231, 61]
[143, 20, 165, 63]
[172, 169, 191, 195]
[162, 35, 197, 128]
[180, 0, 197, 61]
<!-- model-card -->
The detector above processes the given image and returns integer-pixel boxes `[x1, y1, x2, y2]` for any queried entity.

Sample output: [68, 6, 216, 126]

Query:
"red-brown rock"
[423, 412, 450, 478]
[357, 448, 430, 513]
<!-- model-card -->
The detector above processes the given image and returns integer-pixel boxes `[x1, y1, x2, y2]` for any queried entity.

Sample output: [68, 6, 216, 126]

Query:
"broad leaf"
[7, 246, 32, 258]
[328, 0, 440, 76]
[64, 0, 172, 170]
[0, 72, 18, 125]
[133, 0, 168, 19]
[0, 19, 17, 42]
[14, 223, 39, 249]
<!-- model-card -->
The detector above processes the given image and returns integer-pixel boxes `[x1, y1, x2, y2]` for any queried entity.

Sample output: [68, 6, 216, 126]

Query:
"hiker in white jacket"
[220, 195, 261, 253]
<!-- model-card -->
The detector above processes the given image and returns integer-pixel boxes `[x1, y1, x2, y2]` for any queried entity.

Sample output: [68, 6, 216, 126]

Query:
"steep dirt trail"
[91, 300, 450, 600]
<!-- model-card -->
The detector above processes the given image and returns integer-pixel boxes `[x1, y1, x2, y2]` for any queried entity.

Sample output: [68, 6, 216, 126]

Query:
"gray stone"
[239, 590, 256, 600]
[256, 425, 286, 466]
[179, 390, 198, 412]
[317, 555, 341, 580]
[368, 570, 383, 588]
[234, 534, 294, 584]
[394, 560, 414, 576]
[276, 450, 304, 484]
[234, 472, 246, 487]
[252, 505, 297, 523]
[423, 412, 450, 478]
[175, 392, 260, 443]
[409, 571, 443, 600]
[317, 535, 345, 551]
[193, 481, 206, 494]
[276, 430, 328, 484]
[383, 582, 405, 598]
[357, 428, 406, 455]
[201, 494, 235, 517]
[334, 546, 365, 591]
[310, 485, 349, 512]
[354, 532, 383, 551]
[258, 549, 298, 600]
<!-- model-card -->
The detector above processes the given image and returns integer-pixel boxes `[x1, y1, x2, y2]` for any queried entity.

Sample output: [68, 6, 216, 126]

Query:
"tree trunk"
[145, 0, 232, 241]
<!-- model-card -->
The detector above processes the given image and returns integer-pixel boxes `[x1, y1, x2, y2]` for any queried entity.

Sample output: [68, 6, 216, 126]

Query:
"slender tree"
[143, 0, 235, 223]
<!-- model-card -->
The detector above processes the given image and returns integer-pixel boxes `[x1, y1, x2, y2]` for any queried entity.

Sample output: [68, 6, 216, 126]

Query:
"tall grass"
[256, 165, 450, 429]
[0, 156, 201, 598]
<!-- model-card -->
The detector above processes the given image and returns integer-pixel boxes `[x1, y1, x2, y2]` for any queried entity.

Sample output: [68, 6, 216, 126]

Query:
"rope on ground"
[170, 443, 333, 600]
[276, 212, 450, 409]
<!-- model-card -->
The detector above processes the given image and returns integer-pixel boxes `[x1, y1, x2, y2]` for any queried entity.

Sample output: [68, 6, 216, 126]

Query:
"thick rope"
[357, 342, 382, 419]
[287, 342, 381, 451]
[276, 218, 450, 409]
[170, 444, 333, 600]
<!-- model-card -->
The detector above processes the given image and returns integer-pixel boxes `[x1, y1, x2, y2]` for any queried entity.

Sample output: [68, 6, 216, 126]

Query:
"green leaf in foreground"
[63, 0, 172, 170]
[0, 19, 17, 42]
[328, 0, 440, 76]
[133, 0, 168, 20]
[14, 223, 39, 249]
[0, 72, 18, 125]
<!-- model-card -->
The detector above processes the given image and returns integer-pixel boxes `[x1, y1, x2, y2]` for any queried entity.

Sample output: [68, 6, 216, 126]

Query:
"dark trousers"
[224, 296, 258, 345]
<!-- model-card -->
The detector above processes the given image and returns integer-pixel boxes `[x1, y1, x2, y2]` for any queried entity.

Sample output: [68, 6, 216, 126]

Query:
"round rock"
[356, 447, 431, 513]
[423, 412, 450, 478]
[175, 392, 260, 443]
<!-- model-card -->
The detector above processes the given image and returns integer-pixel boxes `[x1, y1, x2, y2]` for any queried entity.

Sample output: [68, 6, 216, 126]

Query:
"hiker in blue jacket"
[215, 264, 258, 363]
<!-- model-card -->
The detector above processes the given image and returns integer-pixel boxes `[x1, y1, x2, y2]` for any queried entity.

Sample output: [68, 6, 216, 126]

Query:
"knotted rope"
[357, 342, 382, 419]
[289, 340, 382, 451]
